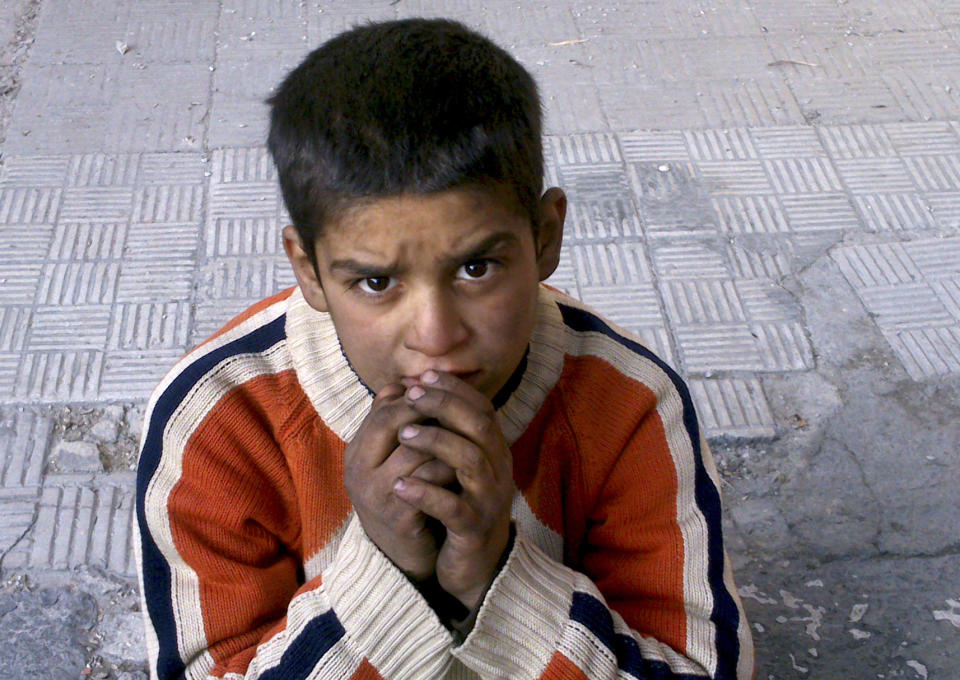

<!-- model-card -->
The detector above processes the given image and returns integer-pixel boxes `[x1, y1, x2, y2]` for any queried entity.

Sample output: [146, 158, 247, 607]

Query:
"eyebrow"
[328, 258, 398, 277]
[328, 231, 521, 276]
[447, 231, 520, 267]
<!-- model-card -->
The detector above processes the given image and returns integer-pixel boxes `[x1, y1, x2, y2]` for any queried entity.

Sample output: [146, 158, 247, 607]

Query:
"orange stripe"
[169, 369, 311, 667]
[526, 354, 688, 654]
[283, 408, 353, 561]
[541, 651, 589, 680]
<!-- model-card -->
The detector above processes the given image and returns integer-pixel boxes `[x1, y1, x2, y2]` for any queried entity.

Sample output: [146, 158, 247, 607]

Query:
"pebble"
[53, 440, 103, 473]
[89, 419, 120, 444]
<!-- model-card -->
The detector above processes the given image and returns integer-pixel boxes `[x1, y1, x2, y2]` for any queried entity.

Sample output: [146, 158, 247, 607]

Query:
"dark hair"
[267, 18, 543, 264]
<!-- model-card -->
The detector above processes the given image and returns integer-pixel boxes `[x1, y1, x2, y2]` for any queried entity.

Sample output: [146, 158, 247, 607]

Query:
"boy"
[136, 18, 753, 680]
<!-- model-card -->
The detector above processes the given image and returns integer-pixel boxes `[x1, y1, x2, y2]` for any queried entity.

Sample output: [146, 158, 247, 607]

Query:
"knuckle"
[447, 499, 470, 524]
[366, 406, 391, 429]
[473, 414, 494, 439]
[460, 448, 485, 478]
[435, 388, 452, 410]
[420, 425, 441, 447]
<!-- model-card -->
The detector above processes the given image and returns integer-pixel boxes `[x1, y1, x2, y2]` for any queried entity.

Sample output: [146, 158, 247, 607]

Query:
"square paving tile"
[834, 237, 960, 377]
[852, 193, 939, 231]
[688, 377, 775, 438]
[564, 199, 643, 242]
[750, 126, 826, 159]
[568, 242, 652, 287]
[12, 351, 104, 402]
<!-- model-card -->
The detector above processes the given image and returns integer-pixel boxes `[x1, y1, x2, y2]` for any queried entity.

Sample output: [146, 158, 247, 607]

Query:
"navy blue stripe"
[570, 592, 707, 679]
[260, 610, 346, 680]
[569, 590, 617, 650]
[135, 313, 287, 679]
[558, 303, 740, 678]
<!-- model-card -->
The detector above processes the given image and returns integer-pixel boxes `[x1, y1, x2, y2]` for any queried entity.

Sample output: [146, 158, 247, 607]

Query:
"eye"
[457, 260, 492, 280]
[357, 276, 395, 294]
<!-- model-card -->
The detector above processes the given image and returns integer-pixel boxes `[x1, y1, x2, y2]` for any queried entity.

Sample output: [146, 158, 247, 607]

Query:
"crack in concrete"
[0, 0, 41, 150]
[816, 542, 960, 565]
[0, 497, 38, 571]
[826, 435, 885, 553]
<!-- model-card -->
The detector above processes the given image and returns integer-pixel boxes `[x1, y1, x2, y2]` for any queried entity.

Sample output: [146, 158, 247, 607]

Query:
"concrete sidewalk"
[1, 1, 958, 678]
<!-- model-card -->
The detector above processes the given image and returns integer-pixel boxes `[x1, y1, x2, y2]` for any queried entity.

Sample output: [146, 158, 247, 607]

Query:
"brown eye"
[360, 277, 393, 293]
[463, 261, 488, 278]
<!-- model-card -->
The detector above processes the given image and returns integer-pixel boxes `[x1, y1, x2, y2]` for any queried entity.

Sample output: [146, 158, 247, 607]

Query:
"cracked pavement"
[1, 1, 959, 678]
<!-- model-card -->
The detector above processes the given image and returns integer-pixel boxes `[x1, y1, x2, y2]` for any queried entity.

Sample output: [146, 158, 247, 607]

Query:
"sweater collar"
[285, 286, 566, 444]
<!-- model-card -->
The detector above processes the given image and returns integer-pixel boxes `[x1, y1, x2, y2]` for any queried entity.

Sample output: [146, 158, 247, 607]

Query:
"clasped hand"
[342, 370, 513, 612]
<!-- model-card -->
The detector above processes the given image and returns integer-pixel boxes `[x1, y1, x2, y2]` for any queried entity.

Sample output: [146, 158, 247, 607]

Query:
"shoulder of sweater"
[542, 287, 687, 399]
[142, 290, 304, 440]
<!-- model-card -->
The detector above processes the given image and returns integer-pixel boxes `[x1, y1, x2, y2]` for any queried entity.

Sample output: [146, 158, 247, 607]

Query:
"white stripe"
[240, 586, 345, 678]
[511, 492, 563, 563]
[608, 606, 705, 677]
[141, 303, 292, 673]
[184, 650, 216, 680]
[557, 619, 618, 677]
[559, 608, 706, 679]
[700, 437, 755, 680]
[303, 515, 350, 582]
[304, 636, 370, 680]
[565, 563, 705, 676]
[453, 533, 575, 677]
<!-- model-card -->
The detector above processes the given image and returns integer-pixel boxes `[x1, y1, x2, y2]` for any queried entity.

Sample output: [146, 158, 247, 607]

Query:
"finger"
[393, 476, 477, 535]
[399, 423, 495, 495]
[347, 385, 421, 470]
[413, 370, 491, 415]
[405, 378, 501, 453]
[382, 444, 441, 479]
[408, 458, 457, 487]
[373, 382, 406, 404]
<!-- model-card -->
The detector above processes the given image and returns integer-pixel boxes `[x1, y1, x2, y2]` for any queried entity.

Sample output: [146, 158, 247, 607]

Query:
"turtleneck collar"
[284, 285, 567, 445]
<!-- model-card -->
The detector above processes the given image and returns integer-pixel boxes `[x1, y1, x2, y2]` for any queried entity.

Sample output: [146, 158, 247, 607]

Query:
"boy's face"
[284, 187, 565, 400]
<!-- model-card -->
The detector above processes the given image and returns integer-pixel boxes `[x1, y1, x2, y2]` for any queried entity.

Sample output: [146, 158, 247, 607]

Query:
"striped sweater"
[136, 285, 753, 680]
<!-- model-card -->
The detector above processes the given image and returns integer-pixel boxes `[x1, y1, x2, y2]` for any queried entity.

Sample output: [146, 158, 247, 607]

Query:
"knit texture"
[136, 285, 753, 679]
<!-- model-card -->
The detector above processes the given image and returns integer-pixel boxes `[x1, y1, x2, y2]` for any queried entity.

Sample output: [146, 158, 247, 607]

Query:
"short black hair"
[267, 18, 543, 264]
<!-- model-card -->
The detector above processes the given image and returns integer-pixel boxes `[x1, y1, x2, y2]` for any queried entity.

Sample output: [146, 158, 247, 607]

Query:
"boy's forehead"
[323, 187, 530, 244]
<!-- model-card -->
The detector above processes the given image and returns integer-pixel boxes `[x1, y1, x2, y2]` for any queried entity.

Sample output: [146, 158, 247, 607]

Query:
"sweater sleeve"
[451, 388, 754, 679]
[136, 383, 453, 679]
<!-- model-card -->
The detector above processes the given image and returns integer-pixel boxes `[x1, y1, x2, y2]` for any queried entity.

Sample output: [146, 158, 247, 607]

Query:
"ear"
[535, 187, 566, 281]
[282, 225, 329, 313]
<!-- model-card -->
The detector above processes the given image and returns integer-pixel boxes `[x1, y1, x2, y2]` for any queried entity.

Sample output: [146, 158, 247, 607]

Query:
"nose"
[403, 287, 469, 358]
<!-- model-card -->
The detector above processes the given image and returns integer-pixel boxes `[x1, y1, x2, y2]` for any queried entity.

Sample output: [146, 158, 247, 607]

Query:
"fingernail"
[408, 385, 425, 400]
[400, 424, 419, 439]
[421, 370, 439, 384]
[394, 477, 408, 492]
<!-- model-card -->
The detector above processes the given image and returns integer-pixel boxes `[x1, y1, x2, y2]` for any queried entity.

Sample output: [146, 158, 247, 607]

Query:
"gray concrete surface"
[0, 1, 959, 678]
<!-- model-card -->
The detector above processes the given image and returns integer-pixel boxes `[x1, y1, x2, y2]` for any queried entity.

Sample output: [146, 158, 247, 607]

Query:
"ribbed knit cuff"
[323, 514, 454, 678]
[452, 529, 574, 678]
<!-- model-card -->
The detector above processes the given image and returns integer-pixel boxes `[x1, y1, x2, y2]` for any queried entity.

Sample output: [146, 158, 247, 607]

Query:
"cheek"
[479, 286, 539, 355]
[328, 308, 397, 378]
